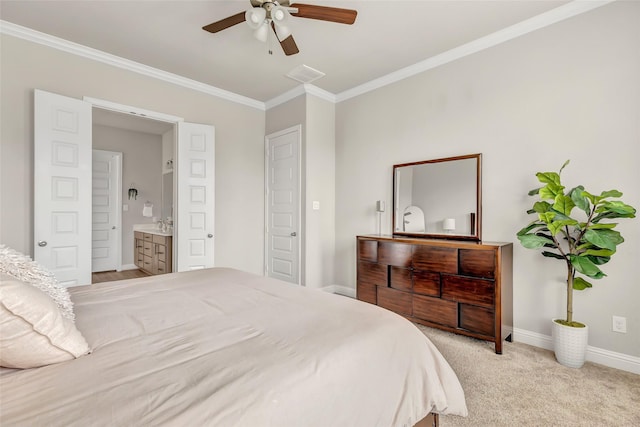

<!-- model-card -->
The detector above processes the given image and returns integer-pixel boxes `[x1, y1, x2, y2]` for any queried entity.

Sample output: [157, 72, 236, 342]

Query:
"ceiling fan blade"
[280, 35, 300, 56]
[290, 3, 357, 25]
[202, 11, 246, 33]
[271, 22, 299, 56]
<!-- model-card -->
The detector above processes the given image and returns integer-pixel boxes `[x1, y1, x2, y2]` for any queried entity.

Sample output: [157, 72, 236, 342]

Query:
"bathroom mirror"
[161, 172, 173, 220]
[392, 153, 481, 241]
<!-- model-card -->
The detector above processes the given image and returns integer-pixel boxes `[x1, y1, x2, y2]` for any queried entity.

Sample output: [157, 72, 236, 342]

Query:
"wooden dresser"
[356, 235, 513, 353]
[134, 231, 172, 275]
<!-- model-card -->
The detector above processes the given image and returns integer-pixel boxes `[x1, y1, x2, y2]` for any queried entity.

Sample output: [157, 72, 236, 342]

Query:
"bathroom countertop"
[133, 224, 173, 237]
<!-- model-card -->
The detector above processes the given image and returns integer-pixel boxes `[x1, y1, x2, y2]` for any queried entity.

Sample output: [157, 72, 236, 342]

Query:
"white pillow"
[0, 274, 90, 369]
[0, 244, 75, 320]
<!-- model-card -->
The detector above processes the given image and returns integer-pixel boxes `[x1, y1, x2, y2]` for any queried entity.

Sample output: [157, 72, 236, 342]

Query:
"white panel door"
[265, 126, 300, 284]
[34, 89, 92, 287]
[91, 150, 121, 273]
[176, 122, 215, 271]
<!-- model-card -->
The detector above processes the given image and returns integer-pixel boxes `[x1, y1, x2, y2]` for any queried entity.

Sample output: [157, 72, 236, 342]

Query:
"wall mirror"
[393, 153, 482, 241]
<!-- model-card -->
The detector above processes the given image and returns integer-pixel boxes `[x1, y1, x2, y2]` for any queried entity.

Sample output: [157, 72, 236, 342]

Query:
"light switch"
[123, 204, 129, 211]
[312, 201, 320, 210]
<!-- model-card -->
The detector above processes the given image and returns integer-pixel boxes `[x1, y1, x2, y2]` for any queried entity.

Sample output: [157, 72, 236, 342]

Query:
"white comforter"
[0, 268, 467, 426]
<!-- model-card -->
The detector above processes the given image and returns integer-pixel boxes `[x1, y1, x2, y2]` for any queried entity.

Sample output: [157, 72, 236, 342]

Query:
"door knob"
[290, 232, 297, 237]
[207, 234, 213, 238]
[38, 240, 47, 247]
[112, 226, 116, 230]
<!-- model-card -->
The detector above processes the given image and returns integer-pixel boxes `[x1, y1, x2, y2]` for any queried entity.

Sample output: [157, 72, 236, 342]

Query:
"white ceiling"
[1, 0, 576, 103]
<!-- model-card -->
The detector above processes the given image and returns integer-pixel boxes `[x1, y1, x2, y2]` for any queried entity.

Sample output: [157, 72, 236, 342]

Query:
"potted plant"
[517, 160, 636, 368]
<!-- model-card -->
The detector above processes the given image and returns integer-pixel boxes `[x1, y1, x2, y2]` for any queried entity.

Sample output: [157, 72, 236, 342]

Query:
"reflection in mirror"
[393, 154, 481, 241]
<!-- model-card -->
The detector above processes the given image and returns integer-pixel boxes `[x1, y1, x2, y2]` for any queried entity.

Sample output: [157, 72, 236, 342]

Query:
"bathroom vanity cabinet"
[356, 235, 513, 353]
[134, 231, 172, 275]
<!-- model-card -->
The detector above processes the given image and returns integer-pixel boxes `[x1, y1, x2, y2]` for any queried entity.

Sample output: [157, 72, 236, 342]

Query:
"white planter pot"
[552, 319, 589, 368]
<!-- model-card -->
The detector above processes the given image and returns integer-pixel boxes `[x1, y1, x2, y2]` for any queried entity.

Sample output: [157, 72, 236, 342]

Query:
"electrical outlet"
[612, 316, 627, 333]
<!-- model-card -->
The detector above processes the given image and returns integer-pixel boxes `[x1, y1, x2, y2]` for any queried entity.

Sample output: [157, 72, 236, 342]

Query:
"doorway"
[34, 90, 216, 286]
[264, 125, 301, 285]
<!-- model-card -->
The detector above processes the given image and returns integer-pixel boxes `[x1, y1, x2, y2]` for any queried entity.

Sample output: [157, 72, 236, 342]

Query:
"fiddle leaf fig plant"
[517, 160, 636, 327]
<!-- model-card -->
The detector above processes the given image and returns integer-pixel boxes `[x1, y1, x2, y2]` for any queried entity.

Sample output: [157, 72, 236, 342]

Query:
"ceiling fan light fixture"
[271, 6, 291, 25]
[253, 21, 269, 42]
[274, 24, 292, 41]
[245, 8, 266, 30]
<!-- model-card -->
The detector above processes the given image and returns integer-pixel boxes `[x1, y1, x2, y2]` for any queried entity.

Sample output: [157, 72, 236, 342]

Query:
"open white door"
[176, 122, 215, 271]
[91, 150, 122, 273]
[34, 89, 92, 286]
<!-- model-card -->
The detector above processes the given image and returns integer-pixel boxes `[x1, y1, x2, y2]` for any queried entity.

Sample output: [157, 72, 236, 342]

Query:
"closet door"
[176, 122, 215, 271]
[34, 89, 92, 286]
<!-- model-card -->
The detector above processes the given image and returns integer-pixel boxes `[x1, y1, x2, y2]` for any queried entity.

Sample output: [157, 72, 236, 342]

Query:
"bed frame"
[416, 412, 439, 427]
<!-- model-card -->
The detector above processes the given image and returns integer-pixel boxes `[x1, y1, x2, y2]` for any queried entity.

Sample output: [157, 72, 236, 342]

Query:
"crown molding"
[335, 0, 614, 103]
[0, 20, 266, 111]
[264, 83, 336, 109]
[0, 1, 614, 110]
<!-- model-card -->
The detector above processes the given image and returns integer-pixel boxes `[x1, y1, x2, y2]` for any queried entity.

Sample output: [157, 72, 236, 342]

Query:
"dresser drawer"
[377, 287, 412, 316]
[143, 233, 153, 241]
[412, 246, 457, 274]
[459, 304, 495, 336]
[358, 239, 378, 263]
[134, 231, 144, 240]
[389, 266, 412, 291]
[442, 275, 494, 307]
[357, 282, 377, 304]
[412, 270, 440, 297]
[459, 249, 495, 279]
[379, 242, 413, 267]
[357, 260, 387, 286]
[412, 295, 457, 328]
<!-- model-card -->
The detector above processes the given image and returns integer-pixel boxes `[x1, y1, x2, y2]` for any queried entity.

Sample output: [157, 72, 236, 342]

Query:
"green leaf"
[553, 194, 575, 216]
[581, 190, 599, 205]
[573, 277, 593, 290]
[570, 186, 590, 215]
[570, 255, 606, 279]
[539, 182, 565, 200]
[536, 171, 561, 185]
[585, 255, 611, 266]
[597, 201, 637, 216]
[517, 222, 547, 236]
[532, 201, 552, 213]
[548, 219, 578, 236]
[518, 234, 554, 249]
[538, 212, 556, 224]
[584, 229, 623, 251]
[580, 248, 615, 257]
[542, 251, 565, 260]
[586, 223, 617, 230]
[600, 189, 623, 199]
[528, 188, 541, 196]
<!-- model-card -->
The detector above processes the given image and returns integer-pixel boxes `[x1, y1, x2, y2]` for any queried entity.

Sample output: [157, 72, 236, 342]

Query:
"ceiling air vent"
[286, 64, 325, 84]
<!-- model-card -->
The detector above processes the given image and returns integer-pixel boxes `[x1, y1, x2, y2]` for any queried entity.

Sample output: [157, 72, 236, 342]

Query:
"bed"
[0, 267, 467, 426]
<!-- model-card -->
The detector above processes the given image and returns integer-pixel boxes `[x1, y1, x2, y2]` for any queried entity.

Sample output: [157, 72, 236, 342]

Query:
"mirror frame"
[392, 153, 482, 241]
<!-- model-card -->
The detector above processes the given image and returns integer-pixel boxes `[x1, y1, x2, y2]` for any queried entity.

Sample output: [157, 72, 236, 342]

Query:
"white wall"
[335, 1, 640, 357]
[93, 124, 163, 266]
[0, 33, 266, 275]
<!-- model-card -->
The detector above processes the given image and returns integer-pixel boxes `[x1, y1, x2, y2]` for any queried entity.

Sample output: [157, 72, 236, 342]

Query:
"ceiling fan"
[202, 1, 357, 56]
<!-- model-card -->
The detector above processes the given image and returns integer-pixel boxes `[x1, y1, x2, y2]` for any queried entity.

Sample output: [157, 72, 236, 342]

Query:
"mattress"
[0, 268, 467, 426]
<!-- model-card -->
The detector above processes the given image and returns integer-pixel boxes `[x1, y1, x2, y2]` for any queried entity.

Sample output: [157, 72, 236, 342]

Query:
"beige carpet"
[416, 324, 640, 427]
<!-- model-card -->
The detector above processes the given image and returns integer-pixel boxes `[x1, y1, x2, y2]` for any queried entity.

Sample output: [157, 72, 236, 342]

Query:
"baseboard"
[120, 263, 138, 271]
[513, 327, 640, 375]
[320, 285, 356, 298]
